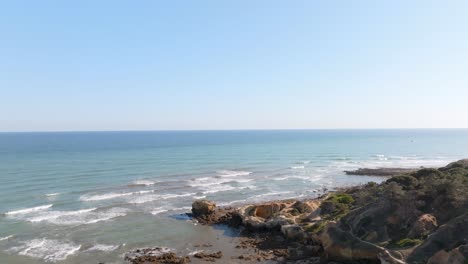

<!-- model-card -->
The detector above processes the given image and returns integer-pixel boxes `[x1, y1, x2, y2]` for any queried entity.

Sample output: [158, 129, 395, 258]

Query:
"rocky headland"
[125, 160, 468, 264]
[344, 168, 419, 177]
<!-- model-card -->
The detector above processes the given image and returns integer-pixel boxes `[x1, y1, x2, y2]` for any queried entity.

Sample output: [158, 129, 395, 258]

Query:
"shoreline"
[125, 160, 468, 264]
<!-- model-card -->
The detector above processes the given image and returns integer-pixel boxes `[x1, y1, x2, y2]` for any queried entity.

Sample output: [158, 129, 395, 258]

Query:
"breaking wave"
[80, 190, 154, 202]
[216, 170, 252, 177]
[0, 235, 13, 241]
[8, 207, 129, 225]
[5, 204, 53, 216]
[85, 244, 119, 252]
[8, 238, 81, 262]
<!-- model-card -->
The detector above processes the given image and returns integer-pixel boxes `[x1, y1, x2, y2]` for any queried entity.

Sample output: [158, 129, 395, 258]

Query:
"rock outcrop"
[427, 245, 468, 264]
[344, 167, 418, 176]
[191, 200, 216, 216]
[193, 251, 223, 261]
[320, 223, 405, 264]
[407, 212, 468, 263]
[124, 247, 190, 264]
[161, 159, 468, 264]
[237, 200, 321, 231]
[408, 214, 438, 238]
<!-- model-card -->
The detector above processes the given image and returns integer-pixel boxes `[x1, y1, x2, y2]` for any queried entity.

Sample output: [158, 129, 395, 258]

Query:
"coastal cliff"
[128, 160, 468, 264]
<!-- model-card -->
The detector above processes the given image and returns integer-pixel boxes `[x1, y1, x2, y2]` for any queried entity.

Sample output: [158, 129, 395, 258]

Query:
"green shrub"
[326, 193, 355, 204]
[290, 208, 300, 216]
[386, 175, 418, 190]
[320, 193, 355, 220]
[412, 168, 445, 180]
[395, 238, 422, 247]
[304, 221, 328, 234]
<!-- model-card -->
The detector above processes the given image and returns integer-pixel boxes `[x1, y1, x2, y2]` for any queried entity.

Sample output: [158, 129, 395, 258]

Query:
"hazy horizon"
[2, 1, 468, 131]
[2, 128, 468, 133]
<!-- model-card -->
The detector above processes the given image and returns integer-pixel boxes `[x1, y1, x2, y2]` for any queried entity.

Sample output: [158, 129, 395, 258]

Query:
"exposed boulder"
[293, 200, 320, 214]
[237, 200, 321, 231]
[319, 223, 404, 263]
[191, 200, 216, 216]
[254, 203, 285, 218]
[287, 245, 321, 260]
[407, 212, 468, 263]
[238, 202, 294, 230]
[281, 224, 305, 241]
[408, 214, 438, 239]
[427, 245, 468, 264]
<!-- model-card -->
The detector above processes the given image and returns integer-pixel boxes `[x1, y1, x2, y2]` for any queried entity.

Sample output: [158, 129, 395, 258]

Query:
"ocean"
[0, 129, 467, 263]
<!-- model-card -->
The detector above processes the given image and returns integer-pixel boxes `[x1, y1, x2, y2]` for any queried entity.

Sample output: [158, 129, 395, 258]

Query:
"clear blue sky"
[1, 1, 467, 131]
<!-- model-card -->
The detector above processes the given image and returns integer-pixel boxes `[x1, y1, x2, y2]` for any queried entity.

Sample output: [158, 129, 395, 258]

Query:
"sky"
[1, 1, 468, 131]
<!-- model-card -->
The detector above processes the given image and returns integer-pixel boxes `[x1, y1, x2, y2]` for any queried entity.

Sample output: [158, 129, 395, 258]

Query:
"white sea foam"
[0, 235, 13, 241]
[160, 193, 195, 199]
[218, 199, 248, 206]
[45, 193, 60, 197]
[129, 192, 196, 204]
[131, 180, 156, 186]
[27, 208, 97, 223]
[250, 191, 292, 200]
[189, 177, 231, 187]
[202, 185, 237, 194]
[189, 174, 254, 195]
[375, 154, 388, 161]
[5, 204, 53, 215]
[216, 170, 252, 177]
[151, 208, 169, 215]
[80, 190, 154, 202]
[9, 207, 129, 225]
[273, 175, 312, 181]
[332, 157, 452, 171]
[229, 178, 254, 183]
[80, 192, 134, 201]
[8, 238, 81, 262]
[86, 244, 119, 252]
[188, 250, 204, 256]
[289, 165, 305, 169]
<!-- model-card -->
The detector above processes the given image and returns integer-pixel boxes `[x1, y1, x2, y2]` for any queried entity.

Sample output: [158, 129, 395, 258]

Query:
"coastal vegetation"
[131, 160, 468, 263]
[231, 160, 467, 263]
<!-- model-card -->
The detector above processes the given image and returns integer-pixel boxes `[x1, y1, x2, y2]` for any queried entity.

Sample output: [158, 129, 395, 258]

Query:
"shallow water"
[1, 129, 468, 263]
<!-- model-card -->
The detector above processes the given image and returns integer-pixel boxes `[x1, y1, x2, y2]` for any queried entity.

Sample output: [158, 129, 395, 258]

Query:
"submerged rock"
[193, 251, 223, 261]
[124, 247, 190, 264]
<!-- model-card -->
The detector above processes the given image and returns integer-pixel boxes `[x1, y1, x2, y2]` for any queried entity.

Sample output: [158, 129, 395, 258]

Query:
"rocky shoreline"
[124, 160, 468, 264]
[344, 168, 420, 177]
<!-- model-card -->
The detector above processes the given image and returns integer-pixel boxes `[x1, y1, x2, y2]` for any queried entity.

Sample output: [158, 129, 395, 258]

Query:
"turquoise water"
[1, 129, 468, 263]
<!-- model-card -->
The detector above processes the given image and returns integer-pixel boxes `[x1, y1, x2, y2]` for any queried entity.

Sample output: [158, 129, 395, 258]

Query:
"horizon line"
[1, 127, 468, 133]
